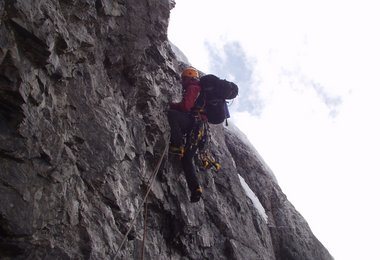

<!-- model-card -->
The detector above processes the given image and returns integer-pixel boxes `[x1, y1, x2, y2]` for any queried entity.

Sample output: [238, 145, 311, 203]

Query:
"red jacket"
[170, 79, 201, 112]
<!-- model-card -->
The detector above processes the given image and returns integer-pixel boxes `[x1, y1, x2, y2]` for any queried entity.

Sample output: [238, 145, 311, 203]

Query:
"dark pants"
[168, 109, 200, 192]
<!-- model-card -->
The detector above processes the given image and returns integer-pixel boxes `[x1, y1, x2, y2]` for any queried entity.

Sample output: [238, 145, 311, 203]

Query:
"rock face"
[0, 1, 333, 259]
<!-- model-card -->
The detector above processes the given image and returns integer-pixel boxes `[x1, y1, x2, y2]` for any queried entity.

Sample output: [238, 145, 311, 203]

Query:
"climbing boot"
[169, 145, 185, 158]
[190, 187, 203, 203]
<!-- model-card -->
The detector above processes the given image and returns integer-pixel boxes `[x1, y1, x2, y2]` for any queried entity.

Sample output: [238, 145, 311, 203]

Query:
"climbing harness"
[112, 142, 169, 260]
[185, 119, 206, 151]
[185, 116, 222, 172]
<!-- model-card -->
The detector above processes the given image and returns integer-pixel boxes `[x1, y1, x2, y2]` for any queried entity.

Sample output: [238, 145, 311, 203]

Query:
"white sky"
[168, 1, 380, 259]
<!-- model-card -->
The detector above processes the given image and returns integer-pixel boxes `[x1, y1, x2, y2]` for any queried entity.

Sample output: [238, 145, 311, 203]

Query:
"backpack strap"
[191, 94, 208, 122]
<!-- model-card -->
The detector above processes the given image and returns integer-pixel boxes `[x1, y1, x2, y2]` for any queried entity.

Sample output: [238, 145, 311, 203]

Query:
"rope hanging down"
[112, 142, 169, 260]
[140, 202, 149, 260]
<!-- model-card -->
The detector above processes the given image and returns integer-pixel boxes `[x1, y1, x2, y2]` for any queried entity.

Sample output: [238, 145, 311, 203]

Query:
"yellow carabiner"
[213, 162, 221, 171]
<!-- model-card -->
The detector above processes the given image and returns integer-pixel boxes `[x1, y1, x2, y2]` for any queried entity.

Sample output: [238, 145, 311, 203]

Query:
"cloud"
[309, 80, 342, 118]
[204, 41, 264, 116]
[280, 68, 342, 118]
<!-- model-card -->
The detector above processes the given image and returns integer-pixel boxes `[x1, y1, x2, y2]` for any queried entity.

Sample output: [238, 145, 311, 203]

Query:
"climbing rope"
[112, 142, 169, 260]
[140, 202, 148, 260]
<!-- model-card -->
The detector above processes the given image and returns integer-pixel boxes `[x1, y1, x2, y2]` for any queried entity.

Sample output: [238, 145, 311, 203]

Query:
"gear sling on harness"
[186, 112, 221, 172]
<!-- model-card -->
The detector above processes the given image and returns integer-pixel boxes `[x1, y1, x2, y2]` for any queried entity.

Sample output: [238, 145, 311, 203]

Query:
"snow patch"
[238, 174, 268, 223]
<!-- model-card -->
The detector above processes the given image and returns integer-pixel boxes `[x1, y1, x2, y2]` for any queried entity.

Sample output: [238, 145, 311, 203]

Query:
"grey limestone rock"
[0, 0, 333, 259]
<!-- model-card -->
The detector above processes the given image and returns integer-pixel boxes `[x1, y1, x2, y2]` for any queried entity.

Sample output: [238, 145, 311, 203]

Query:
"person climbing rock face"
[168, 67, 204, 203]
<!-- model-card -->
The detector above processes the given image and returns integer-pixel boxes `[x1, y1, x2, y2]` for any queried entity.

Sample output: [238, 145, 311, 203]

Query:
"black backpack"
[199, 74, 238, 124]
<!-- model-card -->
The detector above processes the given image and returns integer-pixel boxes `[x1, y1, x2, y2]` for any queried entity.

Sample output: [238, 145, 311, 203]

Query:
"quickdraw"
[184, 115, 221, 172]
[197, 150, 221, 172]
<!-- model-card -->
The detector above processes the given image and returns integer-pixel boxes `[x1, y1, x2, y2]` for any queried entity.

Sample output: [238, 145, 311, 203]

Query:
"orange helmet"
[181, 67, 199, 78]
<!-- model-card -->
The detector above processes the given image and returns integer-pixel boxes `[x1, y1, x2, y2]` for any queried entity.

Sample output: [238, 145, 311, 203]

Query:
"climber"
[167, 67, 204, 203]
